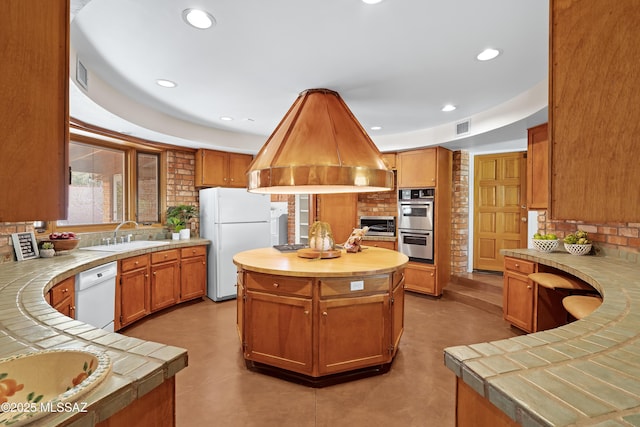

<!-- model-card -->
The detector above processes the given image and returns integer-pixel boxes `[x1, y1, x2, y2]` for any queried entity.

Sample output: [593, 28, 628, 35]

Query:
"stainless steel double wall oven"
[398, 188, 434, 263]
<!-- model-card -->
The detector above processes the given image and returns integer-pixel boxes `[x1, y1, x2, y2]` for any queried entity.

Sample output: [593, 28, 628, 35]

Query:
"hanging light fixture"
[246, 88, 393, 194]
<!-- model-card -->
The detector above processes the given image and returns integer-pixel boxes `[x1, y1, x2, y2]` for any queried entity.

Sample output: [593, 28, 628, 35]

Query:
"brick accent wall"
[167, 150, 199, 236]
[537, 213, 640, 253]
[357, 187, 397, 217]
[451, 151, 470, 274]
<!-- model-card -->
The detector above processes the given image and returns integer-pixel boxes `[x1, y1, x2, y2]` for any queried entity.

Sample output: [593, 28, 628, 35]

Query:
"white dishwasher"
[75, 261, 117, 332]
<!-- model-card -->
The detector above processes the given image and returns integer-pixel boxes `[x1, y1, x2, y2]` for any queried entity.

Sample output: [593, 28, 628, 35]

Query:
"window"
[57, 136, 162, 228]
[137, 152, 160, 223]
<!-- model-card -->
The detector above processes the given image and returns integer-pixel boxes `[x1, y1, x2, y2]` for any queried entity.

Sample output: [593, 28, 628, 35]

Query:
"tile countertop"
[0, 238, 210, 427]
[444, 248, 640, 427]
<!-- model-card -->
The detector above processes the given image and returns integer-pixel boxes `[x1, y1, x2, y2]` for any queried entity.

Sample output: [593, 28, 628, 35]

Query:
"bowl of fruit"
[563, 231, 592, 256]
[44, 232, 80, 252]
[531, 232, 560, 253]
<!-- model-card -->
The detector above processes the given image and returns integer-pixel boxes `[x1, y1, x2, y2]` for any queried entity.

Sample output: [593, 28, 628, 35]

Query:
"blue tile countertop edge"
[0, 238, 210, 427]
[444, 248, 640, 427]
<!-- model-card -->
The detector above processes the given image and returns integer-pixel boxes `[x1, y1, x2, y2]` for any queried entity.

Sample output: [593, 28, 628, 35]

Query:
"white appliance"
[75, 261, 118, 331]
[200, 187, 271, 301]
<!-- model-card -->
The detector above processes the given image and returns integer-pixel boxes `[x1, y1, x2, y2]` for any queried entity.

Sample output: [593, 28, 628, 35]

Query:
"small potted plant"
[167, 205, 198, 240]
[40, 242, 55, 258]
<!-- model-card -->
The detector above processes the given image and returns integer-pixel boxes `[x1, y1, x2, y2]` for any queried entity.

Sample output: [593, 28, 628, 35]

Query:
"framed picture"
[12, 232, 40, 261]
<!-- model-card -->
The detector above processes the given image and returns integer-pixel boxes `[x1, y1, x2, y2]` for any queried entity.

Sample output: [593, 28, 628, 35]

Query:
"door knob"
[521, 217, 527, 222]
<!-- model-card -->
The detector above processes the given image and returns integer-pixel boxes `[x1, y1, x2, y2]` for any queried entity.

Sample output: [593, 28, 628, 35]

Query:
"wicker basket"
[564, 243, 592, 256]
[532, 239, 559, 253]
[43, 238, 80, 252]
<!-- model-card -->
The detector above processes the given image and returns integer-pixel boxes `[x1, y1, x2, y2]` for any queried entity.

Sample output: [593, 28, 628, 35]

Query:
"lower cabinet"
[362, 239, 396, 250]
[404, 262, 437, 295]
[118, 254, 150, 328]
[244, 291, 313, 374]
[150, 250, 180, 312]
[240, 269, 404, 378]
[502, 256, 537, 333]
[49, 276, 75, 319]
[116, 245, 207, 330]
[318, 293, 389, 375]
[180, 246, 207, 301]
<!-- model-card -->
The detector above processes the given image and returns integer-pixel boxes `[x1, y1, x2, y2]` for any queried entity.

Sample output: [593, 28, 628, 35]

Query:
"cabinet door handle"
[135, 261, 139, 265]
[273, 283, 279, 288]
[322, 311, 328, 316]
[304, 310, 309, 315]
[153, 271, 156, 276]
[527, 285, 532, 289]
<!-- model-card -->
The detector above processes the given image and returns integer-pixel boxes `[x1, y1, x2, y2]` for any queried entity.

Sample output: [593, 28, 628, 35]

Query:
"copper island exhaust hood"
[246, 88, 394, 194]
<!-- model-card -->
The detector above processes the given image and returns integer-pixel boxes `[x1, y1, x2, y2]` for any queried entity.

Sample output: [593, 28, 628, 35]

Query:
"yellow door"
[473, 152, 527, 271]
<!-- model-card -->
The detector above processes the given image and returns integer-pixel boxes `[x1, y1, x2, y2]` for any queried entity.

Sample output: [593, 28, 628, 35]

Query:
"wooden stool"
[528, 272, 595, 292]
[562, 295, 602, 320]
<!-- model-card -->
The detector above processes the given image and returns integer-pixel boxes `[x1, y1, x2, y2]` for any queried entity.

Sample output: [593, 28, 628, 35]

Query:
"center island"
[233, 246, 409, 386]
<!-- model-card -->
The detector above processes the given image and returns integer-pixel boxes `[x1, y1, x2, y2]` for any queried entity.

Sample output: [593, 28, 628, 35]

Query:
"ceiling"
[69, 0, 549, 154]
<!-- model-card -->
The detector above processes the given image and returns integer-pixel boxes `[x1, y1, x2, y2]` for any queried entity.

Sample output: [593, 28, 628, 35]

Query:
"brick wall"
[357, 186, 397, 217]
[451, 151, 470, 274]
[537, 213, 640, 253]
[167, 150, 199, 235]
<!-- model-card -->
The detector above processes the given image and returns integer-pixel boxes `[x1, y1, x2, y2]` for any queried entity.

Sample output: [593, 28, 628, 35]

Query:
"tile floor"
[124, 289, 522, 427]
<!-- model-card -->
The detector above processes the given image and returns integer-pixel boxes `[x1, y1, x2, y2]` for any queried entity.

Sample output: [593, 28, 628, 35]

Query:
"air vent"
[76, 58, 88, 89]
[455, 119, 470, 137]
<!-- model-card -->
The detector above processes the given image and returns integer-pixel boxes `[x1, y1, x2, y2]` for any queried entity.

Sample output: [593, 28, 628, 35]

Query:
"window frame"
[51, 132, 166, 233]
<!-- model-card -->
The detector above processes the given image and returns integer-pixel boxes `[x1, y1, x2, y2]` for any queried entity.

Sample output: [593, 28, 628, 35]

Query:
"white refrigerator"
[200, 187, 271, 301]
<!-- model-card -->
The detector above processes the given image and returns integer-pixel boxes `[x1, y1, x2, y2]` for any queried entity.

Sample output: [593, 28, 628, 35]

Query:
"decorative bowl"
[42, 239, 80, 252]
[564, 243, 592, 256]
[0, 349, 111, 426]
[532, 239, 559, 253]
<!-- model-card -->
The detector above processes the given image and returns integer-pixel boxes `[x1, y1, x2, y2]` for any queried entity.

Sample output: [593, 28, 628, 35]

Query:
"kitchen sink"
[0, 349, 111, 426]
[80, 240, 171, 253]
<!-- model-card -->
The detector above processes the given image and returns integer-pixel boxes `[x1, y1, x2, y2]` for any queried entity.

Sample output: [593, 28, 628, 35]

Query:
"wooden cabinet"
[118, 254, 150, 328]
[503, 256, 536, 332]
[194, 149, 253, 188]
[0, 0, 69, 222]
[49, 277, 75, 319]
[397, 148, 437, 188]
[239, 266, 404, 380]
[116, 245, 207, 330]
[381, 153, 397, 170]
[150, 250, 180, 312]
[550, 0, 640, 222]
[318, 293, 389, 375]
[180, 246, 207, 301]
[404, 262, 436, 295]
[362, 239, 396, 250]
[315, 193, 358, 244]
[526, 123, 549, 210]
[397, 146, 452, 297]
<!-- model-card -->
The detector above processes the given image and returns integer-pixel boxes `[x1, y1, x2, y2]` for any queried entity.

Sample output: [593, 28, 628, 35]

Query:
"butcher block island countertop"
[233, 247, 409, 385]
[445, 248, 640, 427]
[0, 238, 209, 427]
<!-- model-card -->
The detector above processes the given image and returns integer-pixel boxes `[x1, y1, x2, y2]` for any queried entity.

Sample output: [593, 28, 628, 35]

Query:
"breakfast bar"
[233, 246, 409, 385]
[445, 249, 640, 426]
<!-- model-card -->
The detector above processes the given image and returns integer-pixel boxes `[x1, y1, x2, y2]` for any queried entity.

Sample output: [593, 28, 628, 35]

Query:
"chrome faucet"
[114, 220, 139, 241]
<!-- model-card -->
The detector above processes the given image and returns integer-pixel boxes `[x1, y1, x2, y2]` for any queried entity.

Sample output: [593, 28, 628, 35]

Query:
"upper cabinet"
[0, 0, 69, 221]
[550, 0, 640, 222]
[397, 147, 448, 189]
[194, 149, 253, 188]
[526, 123, 549, 210]
[381, 153, 397, 170]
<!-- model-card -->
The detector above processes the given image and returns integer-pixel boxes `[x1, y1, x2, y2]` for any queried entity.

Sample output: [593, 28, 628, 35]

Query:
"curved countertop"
[233, 246, 409, 277]
[444, 248, 640, 426]
[0, 238, 210, 426]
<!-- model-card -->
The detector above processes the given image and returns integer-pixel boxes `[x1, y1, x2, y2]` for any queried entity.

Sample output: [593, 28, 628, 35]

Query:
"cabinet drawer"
[181, 245, 207, 259]
[121, 254, 149, 272]
[320, 275, 389, 297]
[151, 249, 179, 264]
[246, 272, 312, 297]
[504, 257, 536, 275]
[50, 278, 74, 305]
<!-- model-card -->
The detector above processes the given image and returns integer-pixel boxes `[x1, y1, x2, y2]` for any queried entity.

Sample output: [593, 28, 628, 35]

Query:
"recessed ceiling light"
[362, 0, 384, 4]
[220, 116, 234, 121]
[156, 79, 177, 88]
[182, 9, 216, 29]
[476, 48, 501, 61]
[442, 104, 456, 112]
[370, 126, 383, 131]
